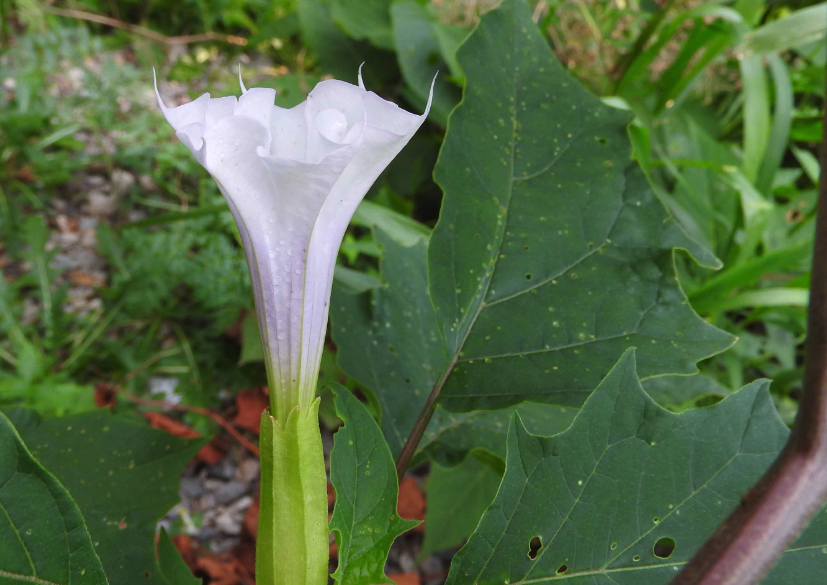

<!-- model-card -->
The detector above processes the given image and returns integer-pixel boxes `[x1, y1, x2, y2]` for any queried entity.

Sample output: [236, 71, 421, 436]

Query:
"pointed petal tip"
[238, 63, 248, 94]
[358, 62, 366, 90]
[423, 70, 438, 118]
[153, 67, 167, 112]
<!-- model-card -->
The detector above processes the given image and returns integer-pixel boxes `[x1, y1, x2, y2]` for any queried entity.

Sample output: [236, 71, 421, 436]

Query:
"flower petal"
[202, 114, 272, 221]
[304, 80, 366, 163]
[254, 147, 356, 404]
[238, 64, 248, 95]
[270, 103, 309, 162]
[363, 73, 436, 135]
[205, 96, 238, 128]
[174, 123, 206, 164]
[357, 62, 366, 90]
[235, 88, 276, 150]
[154, 70, 211, 133]
[298, 107, 431, 402]
[155, 71, 434, 418]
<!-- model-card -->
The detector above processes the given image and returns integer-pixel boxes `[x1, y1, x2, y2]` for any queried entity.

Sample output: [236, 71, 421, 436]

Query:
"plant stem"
[394, 353, 457, 479]
[257, 400, 329, 585]
[671, 68, 827, 585]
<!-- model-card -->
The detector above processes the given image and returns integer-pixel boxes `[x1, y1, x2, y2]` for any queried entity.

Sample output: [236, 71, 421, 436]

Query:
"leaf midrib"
[0, 570, 62, 585]
[433, 1, 522, 396]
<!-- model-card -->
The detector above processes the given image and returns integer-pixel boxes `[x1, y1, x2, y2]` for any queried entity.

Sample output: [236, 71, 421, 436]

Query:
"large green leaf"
[333, 229, 446, 459]
[298, 0, 397, 84]
[157, 528, 200, 585]
[641, 373, 731, 411]
[334, 228, 578, 464]
[428, 0, 733, 413]
[420, 453, 502, 559]
[331, 0, 394, 50]
[333, 0, 732, 471]
[329, 384, 418, 585]
[445, 349, 827, 585]
[390, 0, 461, 127]
[6, 409, 202, 585]
[0, 411, 107, 585]
[414, 404, 576, 468]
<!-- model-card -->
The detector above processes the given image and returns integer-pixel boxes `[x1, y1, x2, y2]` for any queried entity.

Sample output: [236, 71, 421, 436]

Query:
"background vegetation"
[0, 0, 824, 582]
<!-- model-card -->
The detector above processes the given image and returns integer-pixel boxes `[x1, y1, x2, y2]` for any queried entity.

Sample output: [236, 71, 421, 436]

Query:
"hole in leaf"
[595, 136, 608, 145]
[525, 274, 533, 280]
[557, 565, 568, 574]
[786, 208, 804, 223]
[632, 555, 641, 562]
[528, 536, 542, 559]
[654, 537, 676, 559]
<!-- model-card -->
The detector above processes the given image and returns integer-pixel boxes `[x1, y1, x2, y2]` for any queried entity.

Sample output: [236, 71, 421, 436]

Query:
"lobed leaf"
[329, 384, 419, 585]
[420, 453, 503, 559]
[428, 0, 732, 413]
[333, 0, 733, 470]
[445, 350, 827, 585]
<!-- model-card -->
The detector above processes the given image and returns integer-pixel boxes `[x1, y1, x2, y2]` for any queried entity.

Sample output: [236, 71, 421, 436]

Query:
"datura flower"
[155, 68, 432, 423]
[155, 68, 432, 585]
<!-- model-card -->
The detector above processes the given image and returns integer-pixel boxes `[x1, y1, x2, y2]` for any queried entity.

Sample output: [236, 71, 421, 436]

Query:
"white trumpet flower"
[155, 68, 433, 423]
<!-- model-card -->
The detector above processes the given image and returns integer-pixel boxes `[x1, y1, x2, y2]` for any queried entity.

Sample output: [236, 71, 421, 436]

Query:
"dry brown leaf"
[388, 571, 421, 585]
[94, 383, 117, 410]
[232, 540, 256, 579]
[243, 495, 259, 538]
[171, 533, 198, 569]
[232, 387, 269, 435]
[143, 411, 200, 439]
[68, 269, 104, 287]
[397, 476, 426, 533]
[196, 441, 225, 464]
[196, 556, 242, 585]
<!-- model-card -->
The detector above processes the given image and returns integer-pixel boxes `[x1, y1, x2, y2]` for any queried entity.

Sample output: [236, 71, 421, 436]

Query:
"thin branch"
[394, 355, 457, 479]
[117, 389, 260, 457]
[38, 3, 247, 46]
[671, 69, 827, 585]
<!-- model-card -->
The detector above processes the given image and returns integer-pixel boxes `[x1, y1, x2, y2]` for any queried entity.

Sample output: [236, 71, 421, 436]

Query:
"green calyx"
[257, 398, 329, 585]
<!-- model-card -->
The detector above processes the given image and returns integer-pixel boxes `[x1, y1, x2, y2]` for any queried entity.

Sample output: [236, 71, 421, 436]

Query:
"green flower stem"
[257, 398, 329, 585]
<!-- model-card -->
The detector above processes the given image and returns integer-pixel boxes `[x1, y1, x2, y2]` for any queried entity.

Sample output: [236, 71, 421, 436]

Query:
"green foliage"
[420, 453, 502, 559]
[329, 384, 419, 585]
[157, 528, 200, 585]
[332, 0, 394, 50]
[390, 0, 462, 126]
[428, 0, 731, 413]
[446, 350, 827, 585]
[1, 0, 825, 578]
[415, 404, 577, 469]
[333, 229, 444, 458]
[334, 0, 733, 471]
[0, 411, 108, 584]
[1, 408, 201, 584]
[109, 227, 250, 330]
